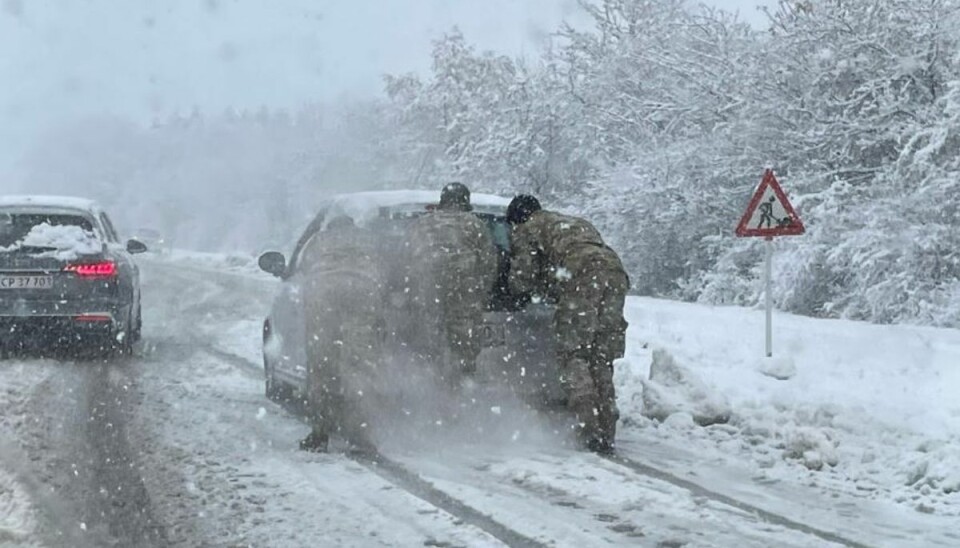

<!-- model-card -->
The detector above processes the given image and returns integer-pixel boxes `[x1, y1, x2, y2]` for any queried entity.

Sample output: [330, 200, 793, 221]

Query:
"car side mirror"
[126, 239, 148, 254]
[258, 251, 287, 278]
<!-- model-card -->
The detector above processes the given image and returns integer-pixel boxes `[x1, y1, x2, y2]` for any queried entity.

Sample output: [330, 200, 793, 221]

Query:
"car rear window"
[0, 212, 96, 247]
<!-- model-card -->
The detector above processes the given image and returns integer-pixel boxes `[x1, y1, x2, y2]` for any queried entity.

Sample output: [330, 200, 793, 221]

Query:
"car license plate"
[0, 275, 54, 290]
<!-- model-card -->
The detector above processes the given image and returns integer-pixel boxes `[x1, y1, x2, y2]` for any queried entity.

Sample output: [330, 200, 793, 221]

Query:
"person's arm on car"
[508, 224, 541, 300]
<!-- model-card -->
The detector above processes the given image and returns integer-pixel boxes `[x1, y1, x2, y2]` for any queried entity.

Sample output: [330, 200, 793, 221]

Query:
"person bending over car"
[407, 183, 497, 383]
[298, 215, 384, 452]
[506, 195, 629, 454]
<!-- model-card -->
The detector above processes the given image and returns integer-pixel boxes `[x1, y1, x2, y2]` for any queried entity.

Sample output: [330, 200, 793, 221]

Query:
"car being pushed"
[0, 196, 147, 356]
[258, 190, 563, 411]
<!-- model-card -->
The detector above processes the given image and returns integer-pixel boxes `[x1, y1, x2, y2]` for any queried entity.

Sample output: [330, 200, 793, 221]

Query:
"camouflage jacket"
[509, 210, 626, 300]
[298, 222, 382, 286]
[407, 209, 497, 293]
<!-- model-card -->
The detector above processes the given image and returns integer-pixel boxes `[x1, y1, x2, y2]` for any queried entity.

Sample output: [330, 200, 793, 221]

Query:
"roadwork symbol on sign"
[736, 170, 805, 238]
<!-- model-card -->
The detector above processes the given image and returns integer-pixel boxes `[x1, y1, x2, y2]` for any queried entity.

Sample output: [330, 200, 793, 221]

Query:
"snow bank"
[2, 223, 101, 260]
[639, 348, 731, 427]
[158, 249, 270, 279]
[617, 297, 960, 514]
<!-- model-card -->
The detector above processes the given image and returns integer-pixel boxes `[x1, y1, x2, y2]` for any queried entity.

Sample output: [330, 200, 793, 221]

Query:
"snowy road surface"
[0, 253, 957, 547]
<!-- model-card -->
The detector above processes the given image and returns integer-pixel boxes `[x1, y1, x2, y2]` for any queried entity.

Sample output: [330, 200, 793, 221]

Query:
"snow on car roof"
[325, 190, 512, 221]
[0, 195, 101, 213]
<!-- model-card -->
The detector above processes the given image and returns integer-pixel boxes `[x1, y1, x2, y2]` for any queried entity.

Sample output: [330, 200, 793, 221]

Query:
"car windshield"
[0, 211, 95, 248]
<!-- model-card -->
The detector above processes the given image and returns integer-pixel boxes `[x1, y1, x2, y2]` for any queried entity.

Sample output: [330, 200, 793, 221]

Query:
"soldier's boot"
[594, 361, 620, 454]
[591, 406, 618, 455]
[299, 427, 330, 453]
[569, 397, 603, 451]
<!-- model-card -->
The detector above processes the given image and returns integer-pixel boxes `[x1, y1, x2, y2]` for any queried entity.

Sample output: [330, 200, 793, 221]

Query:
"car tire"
[263, 323, 290, 402]
[130, 304, 142, 343]
[264, 357, 291, 402]
[109, 309, 135, 358]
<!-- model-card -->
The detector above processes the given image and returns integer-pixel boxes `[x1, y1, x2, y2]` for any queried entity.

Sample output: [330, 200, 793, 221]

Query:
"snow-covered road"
[0, 254, 956, 547]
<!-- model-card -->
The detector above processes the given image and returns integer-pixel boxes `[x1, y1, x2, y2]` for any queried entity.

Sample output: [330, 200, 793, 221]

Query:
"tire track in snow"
[82, 361, 168, 547]
[199, 344, 545, 548]
[348, 450, 548, 548]
[599, 453, 871, 548]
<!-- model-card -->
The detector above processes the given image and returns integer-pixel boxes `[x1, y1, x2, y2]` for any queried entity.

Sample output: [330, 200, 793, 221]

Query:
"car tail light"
[64, 261, 117, 278]
[75, 313, 112, 322]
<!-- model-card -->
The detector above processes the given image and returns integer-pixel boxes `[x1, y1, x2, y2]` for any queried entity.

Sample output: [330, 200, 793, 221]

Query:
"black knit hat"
[439, 182, 472, 211]
[506, 194, 541, 224]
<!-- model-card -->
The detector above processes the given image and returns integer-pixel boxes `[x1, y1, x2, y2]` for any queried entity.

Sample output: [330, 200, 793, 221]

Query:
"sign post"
[736, 170, 805, 357]
[765, 237, 772, 357]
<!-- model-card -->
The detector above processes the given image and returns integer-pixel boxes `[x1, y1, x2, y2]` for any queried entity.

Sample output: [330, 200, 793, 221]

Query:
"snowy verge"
[149, 249, 272, 280]
[616, 297, 960, 521]
[0, 364, 50, 548]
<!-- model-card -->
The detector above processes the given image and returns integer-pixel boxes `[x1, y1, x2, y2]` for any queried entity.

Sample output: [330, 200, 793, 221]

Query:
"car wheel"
[263, 323, 289, 401]
[264, 354, 275, 397]
[130, 303, 142, 343]
[113, 330, 133, 358]
[109, 310, 135, 358]
[264, 356, 291, 402]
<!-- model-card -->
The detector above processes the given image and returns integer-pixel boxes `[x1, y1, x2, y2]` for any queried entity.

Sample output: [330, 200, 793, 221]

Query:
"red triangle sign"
[736, 170, 805, 237]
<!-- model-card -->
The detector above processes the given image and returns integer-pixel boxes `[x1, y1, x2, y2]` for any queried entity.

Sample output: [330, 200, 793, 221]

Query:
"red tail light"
[64, 261, 117, 278]
[74, 314, 112, 322]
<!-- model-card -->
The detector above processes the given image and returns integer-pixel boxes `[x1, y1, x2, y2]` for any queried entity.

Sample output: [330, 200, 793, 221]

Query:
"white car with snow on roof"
[257, 190, 564, 410]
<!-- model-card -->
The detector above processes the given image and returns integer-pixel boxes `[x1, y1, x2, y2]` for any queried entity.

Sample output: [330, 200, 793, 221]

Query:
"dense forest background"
[13, 0, 960, 327]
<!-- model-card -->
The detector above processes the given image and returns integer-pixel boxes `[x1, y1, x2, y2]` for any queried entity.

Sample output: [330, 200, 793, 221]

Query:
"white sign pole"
[765, 237, 773, 358]
[736, 170, 805, 359]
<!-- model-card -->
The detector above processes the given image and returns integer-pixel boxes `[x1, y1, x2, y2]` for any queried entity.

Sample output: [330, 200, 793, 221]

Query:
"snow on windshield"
[1, 222, 102, 260]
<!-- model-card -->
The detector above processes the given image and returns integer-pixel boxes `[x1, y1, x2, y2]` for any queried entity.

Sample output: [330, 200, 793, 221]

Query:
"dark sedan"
[0, 196, 147, 356]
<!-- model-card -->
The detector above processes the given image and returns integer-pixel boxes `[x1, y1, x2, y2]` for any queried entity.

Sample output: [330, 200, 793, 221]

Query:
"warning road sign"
[736, 170, 805, 237]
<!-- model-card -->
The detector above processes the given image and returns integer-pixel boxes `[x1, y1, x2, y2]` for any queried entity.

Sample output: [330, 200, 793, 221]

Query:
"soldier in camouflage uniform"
[298, 215, 384, 452]
[407, 183, 497, 383]
[506, 195, 629, 454]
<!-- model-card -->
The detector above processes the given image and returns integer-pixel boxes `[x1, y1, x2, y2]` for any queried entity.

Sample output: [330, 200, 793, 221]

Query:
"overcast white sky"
[0, 0, 776, 172]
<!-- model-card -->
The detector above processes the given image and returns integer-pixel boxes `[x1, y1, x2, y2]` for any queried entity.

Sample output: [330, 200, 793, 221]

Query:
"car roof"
[324, 190, 511, 222]
[0, 195, 101, 215]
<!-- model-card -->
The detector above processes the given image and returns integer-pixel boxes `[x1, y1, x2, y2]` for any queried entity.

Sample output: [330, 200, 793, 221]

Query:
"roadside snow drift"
[617, 297, 960, 516]
[640, 348, 731, 426]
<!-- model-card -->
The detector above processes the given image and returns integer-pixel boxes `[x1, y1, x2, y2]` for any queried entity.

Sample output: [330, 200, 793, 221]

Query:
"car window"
[479, 214, 511, 251]
[287, 209, 328, 274]
[0, 212, 97, 247]
[99, 213, 119, 243]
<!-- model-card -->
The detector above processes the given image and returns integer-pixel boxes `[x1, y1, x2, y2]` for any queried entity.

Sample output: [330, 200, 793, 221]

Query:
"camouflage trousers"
[554, 263, 629, 448]
[304, 274, 382, 444]
[411, 261, 488, 381]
